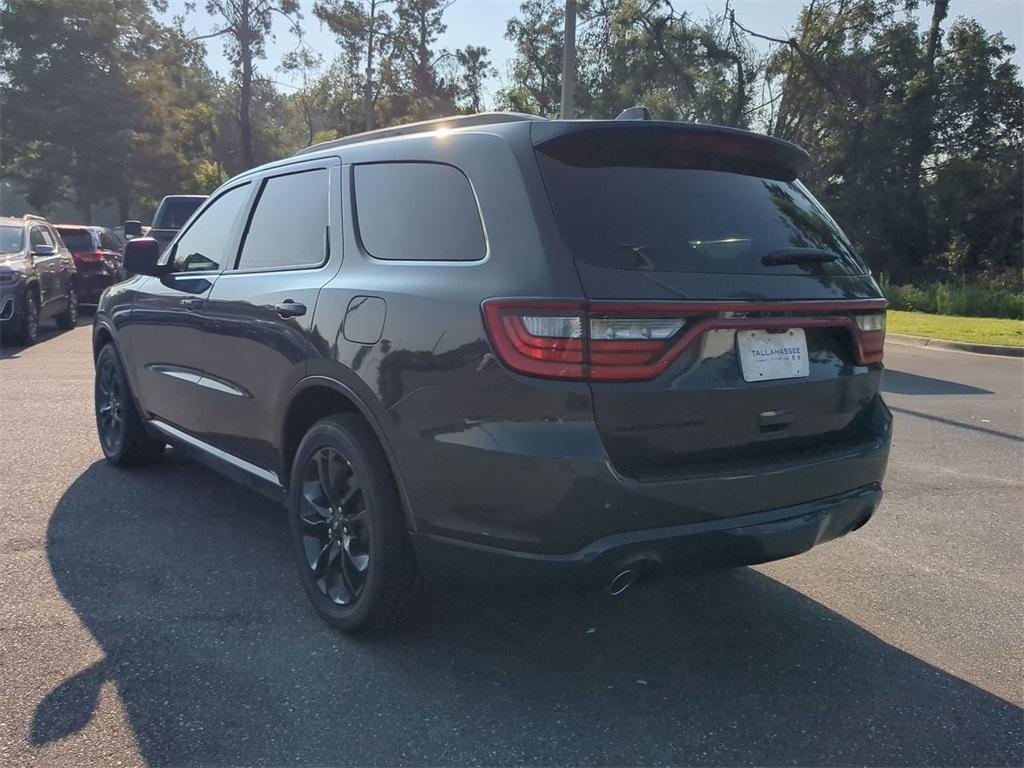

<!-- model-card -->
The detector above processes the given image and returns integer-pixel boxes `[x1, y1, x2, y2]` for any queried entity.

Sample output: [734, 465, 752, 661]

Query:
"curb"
[886, 333, 1023, 358]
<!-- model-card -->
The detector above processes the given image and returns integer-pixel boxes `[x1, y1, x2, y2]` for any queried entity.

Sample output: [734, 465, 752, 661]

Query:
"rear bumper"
[413, 483, 882, 587]
[74, 270, 120, 302]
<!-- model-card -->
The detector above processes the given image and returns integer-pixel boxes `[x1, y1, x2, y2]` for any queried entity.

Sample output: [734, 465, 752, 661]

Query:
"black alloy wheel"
[96, 349, 126, 457]
[299, 446, 372, 606]
[289, 415, 423, 633]
[93, 343, 165, 466]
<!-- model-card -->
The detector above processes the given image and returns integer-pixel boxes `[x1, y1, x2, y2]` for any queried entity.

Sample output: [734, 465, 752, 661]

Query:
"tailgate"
[532, 122, 889, 478]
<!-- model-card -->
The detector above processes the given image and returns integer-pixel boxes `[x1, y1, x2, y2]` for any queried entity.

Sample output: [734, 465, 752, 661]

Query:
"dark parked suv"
[1, 215, 79, 345]
[93, 113, 891, 632]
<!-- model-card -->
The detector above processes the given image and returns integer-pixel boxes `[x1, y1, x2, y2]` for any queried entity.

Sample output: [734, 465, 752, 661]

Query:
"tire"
[289, 414, 424, 633]
[94, 342, 165, 467]
[14, 291, 40, 346]
[56, 286, 79, 330]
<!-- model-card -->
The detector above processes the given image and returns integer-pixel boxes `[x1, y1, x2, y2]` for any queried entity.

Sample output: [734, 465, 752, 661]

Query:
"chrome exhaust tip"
[608, 569, 638, 596]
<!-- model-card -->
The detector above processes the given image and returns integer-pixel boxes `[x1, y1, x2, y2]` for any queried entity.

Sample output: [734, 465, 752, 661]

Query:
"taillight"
[484, 299, 888, 382]
[485, 301, 587, 379]
[853, 311, 886, 364]
[483, 301, 686, 381]
[73, 251, 105, 262]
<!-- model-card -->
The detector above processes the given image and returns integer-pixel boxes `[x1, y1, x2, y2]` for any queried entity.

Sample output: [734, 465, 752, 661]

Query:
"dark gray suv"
[92, 113, 891, 632]
[1, 215, 79, 345]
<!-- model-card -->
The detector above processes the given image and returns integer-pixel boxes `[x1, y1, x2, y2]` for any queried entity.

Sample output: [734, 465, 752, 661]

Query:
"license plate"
[736, 328, 809, 382]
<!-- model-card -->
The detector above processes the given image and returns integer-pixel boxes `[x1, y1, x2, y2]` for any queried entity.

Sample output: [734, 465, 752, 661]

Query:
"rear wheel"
[94, 342, 165, 466]
[56, 286, 78, 329]
[289, 415, 423, 633]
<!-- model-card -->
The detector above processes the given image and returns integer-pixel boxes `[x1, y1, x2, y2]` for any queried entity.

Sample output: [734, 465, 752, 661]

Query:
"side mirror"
[123, 220, 143, 238]
[123, 237, 165, 276]
[32, 244, 56, 257]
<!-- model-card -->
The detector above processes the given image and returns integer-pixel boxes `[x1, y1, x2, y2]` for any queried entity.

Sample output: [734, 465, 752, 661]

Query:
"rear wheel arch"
[279, 377, 415, 531]
[92, 323, 115, 360]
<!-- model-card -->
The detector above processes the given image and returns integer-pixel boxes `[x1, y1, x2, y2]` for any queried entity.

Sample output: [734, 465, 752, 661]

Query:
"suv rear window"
[56, 228, 94, 251]
[354, 163, 485, 261]
[536, 130, 867, 276]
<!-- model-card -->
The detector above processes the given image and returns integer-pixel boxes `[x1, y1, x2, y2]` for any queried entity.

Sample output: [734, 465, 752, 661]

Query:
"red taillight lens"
[484, 299, 888, 382]
[483, 301, 685, 381]
[73, 250, 105, 263]
[853, 311, 886, 364]
[484, 302, 587, 379]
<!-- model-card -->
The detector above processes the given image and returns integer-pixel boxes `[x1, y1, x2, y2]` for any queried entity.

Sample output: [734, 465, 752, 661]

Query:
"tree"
[314, 0, 395, 130]
[389, 0, 457, 120]
[279, 44, 331, 145]
[204, 0, 300, 168]
[731, 0, 1022, 282]
[454, 46, 495, 112]
[929, 19, 1023, 277]
[498, 0, 756, 123]
[1, 0, 219, 220]
[498, 0, 565, 117]
[576, 0, 756, 124]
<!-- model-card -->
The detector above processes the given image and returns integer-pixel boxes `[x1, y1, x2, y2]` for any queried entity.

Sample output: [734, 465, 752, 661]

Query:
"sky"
[164, 0, 1024, 106]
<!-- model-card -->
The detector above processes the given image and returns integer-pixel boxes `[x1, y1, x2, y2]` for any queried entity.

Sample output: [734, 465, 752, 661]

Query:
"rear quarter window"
[353, 162, 486, 261]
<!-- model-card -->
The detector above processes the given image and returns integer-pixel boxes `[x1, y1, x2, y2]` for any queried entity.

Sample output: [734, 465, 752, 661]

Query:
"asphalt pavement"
[1, 320, 1021, 767]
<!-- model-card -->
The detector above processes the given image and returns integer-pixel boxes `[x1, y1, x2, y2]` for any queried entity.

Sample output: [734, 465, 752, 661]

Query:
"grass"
[880, 280, 1023, 319]
[887, 310, 1024, 348]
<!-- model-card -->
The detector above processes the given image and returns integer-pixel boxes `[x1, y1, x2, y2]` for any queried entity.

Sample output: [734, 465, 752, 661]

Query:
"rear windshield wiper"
[761, 248, 840, 266]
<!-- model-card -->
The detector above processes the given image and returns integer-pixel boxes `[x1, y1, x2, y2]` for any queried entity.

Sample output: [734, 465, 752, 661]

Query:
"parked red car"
[54, 226, 127, 304]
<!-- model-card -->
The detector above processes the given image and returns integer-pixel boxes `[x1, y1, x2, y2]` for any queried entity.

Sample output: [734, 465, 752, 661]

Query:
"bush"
[879, 277, 1023, 319]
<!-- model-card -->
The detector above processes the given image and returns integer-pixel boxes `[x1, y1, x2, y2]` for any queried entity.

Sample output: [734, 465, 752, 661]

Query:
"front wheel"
[94, 342, 165, 466]
[14, 292, 40, 346]
[289, 415, 423, 633]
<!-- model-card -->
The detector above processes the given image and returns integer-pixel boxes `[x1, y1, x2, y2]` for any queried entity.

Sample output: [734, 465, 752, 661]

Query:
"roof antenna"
[616, 106, 652, 120]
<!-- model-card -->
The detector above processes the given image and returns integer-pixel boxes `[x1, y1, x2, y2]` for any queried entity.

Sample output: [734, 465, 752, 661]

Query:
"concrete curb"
[887, 333, 1023, 358]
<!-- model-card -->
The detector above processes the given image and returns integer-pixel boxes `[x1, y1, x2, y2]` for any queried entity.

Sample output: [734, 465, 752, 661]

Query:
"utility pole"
[560, 0, 576, 119]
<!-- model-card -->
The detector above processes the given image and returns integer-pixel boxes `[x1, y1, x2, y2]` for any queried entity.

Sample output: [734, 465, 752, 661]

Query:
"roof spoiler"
[532, 121, 810, 181]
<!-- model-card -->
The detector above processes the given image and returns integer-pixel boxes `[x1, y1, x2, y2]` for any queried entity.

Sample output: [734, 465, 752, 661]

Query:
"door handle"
[273, 300, 306, 318]
[180, 297, 204, 310]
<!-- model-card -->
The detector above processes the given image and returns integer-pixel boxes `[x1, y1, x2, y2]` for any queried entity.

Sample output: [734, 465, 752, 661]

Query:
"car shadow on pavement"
[0, 313, 93, 359]
[37, 454, 1022, 767]
[882, 369, 992, 396]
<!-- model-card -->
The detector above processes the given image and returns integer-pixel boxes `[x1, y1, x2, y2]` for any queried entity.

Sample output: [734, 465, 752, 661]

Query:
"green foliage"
[748, 1, 1023, 284]
[1, 0, 220, 220]
[1, 0, 1020, 282]
[880, 278, 1024, 320]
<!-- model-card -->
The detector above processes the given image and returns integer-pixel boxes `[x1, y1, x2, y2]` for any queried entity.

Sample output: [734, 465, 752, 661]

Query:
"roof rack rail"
[22, 214, 47, 221]
[294, 112, 545, 156]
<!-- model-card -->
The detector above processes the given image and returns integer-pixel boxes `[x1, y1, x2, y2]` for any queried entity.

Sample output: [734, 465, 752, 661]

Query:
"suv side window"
[236, 168, 328, 271]
[30, 226, 55, 248]
[170, 184, 250, 272]
[353, 162, 486, 261]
